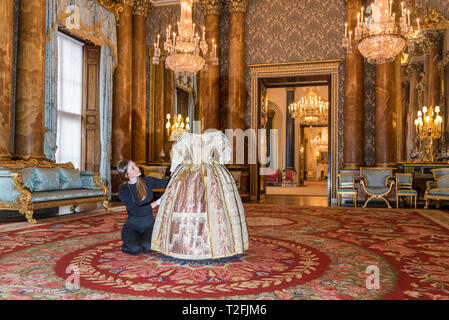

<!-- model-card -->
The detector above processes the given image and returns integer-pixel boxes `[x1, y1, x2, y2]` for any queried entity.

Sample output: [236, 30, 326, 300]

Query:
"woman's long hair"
[117, 160, 147, 201]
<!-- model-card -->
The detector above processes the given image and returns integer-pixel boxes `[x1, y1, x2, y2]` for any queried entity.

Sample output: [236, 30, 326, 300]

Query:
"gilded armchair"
[424, 168, 449, 209]
[360, 167, 395, 208]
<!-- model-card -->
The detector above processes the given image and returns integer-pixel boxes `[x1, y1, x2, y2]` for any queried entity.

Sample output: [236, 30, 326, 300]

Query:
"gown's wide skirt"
[151, 161, 249, 260]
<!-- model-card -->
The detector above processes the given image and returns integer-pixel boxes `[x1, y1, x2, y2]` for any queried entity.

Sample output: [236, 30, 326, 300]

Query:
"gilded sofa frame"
[0, 160, 110, 224]
[360, 167, 395, 208]
[424, 170, 449, 209]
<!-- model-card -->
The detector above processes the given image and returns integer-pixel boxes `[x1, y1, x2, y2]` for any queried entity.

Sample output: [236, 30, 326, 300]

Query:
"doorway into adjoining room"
[249, 60, 340, 204]
[263, 84, 329, 197]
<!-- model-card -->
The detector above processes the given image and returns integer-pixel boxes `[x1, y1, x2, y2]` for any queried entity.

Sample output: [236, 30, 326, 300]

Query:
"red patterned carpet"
[1, 204, 449, 300]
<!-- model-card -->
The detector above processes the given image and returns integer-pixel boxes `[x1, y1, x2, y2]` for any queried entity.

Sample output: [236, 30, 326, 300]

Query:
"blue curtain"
[44, 0, 116, 197]
[44, 0, 59, 161]
[99, 46, 114, 199]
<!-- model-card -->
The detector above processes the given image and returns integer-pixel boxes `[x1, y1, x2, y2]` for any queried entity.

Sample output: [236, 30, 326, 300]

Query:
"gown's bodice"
[170, 131, 232, 172]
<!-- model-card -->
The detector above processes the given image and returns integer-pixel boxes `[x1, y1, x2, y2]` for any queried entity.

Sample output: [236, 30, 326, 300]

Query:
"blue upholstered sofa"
[0, 160, 110, 224]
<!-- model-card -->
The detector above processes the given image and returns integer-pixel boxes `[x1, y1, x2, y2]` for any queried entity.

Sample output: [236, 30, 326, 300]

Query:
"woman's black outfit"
[118, 176, 169, 255]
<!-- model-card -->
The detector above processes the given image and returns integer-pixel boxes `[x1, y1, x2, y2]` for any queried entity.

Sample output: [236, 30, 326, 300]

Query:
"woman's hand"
[151, 201, 158, 209]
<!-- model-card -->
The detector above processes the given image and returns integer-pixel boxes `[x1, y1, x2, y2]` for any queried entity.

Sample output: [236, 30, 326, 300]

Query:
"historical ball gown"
[151, 130, 249, 260]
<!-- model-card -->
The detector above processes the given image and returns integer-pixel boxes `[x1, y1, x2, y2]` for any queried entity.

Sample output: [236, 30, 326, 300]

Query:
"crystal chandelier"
[152, 0, 218, 77]
[311, 129, 328, 150]
[288, 88, 329, 126]
[343, 0, 421, 64]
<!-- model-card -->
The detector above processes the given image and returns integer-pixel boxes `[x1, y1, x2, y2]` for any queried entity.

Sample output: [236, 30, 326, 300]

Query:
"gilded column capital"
[133, 0, 153, 16]
[421, 31, 441, 55]
[117, 0, 135, 6]
[200, 0, 222, 16]
[227, 0, 249, 14]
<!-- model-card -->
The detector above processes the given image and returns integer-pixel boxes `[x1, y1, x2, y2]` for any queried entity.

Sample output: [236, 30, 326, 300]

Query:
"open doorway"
[263, 84, 329, 196]
[249, 60, 341, 203]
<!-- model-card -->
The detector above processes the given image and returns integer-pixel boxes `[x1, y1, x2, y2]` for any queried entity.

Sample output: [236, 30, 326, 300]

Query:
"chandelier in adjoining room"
[311, 129, 328, 150]
[152, 0, 218, 77]
[288, 88, 329, 126]
[343, 0, 422, 64]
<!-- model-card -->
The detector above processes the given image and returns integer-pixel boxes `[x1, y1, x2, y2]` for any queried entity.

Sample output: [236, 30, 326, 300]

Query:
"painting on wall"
[319, 151, 328, 163]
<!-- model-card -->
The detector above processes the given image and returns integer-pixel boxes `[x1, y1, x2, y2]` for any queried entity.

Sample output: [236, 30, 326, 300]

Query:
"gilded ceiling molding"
[133, 0, 153, 16]
[420, 8, 449, 31]
[227, 0, 249, 14]
[199, 0, 222, 16]
[93, 0, 124, 22]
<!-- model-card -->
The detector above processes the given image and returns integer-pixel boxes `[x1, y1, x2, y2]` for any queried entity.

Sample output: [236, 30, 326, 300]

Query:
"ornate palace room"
[1, 0, 449, 302]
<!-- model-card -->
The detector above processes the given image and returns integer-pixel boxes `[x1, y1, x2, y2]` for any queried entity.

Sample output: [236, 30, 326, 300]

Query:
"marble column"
[132, 1, 152, 165]
[396, 56, 404, 162]
[445, 31, 449, 140]
[342, 0, 364, 170]
[406, 64, 420, 161]
[285, 88, 295, 170]
[200, 0, 221, 131]
[444, 30, 449, 140]
[14, 0, 46, 160]
[227, 0, 248, 133]
[112, 0, 133, 166]
[375, 61, 397, 167]
[227, 0, 250, 200]
[0, 0, 14, 161]
[424, 32, 441, 108]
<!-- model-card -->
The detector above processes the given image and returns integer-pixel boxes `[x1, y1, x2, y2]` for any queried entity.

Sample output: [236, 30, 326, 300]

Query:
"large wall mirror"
[174, 75, 198, 128]
[148, 53, 199, 162]
[400, 8, 449, 163]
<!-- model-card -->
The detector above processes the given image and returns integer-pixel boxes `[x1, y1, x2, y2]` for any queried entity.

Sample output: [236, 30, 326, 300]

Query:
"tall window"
[56, 32, 84, 169]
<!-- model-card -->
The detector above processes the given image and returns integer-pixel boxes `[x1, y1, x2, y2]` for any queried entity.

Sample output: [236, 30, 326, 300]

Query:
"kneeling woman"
[117, 160, 169, 255]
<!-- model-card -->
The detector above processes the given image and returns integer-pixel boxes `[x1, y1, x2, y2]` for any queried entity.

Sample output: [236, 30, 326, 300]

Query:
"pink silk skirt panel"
[151, 162, 249, 260]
